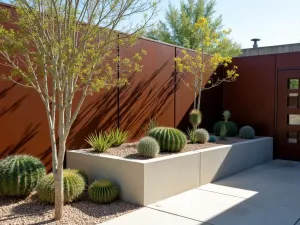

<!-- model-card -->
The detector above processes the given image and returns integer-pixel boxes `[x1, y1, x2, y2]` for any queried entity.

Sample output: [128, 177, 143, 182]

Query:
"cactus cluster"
[137, 137, 160, 158]
[0, 155, 46, 197]
[239, 126, 255, 139]
[88, 180, 119, 204]
[66, 169, 88, 185]
[189, 109, 202, 130]
[148, 127, 187, 152]
[36, 169, 85, 204]
[213, 121, 238, 137]
[195, 128, 209, 143]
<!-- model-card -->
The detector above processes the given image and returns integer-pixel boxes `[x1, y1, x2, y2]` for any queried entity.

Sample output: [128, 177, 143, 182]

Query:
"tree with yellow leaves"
[0, 0, 157, 220]
[175, 17, 241, 111]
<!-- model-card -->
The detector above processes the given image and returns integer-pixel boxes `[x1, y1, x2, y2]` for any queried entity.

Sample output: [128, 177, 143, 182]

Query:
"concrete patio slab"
[199, 160, 300, 210]
[99, 208, 207, 225]
[148, 188, 300, 225]
[100, 160, 300, 225]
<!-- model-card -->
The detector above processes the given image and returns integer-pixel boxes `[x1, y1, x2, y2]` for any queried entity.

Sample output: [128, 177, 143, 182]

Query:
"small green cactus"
[208, 135, 217, 143]
[36, 169, 85, 204]
[239, 126, 255, 139]
[137, 137, 160, 158]
[0, 155, 46, 197]
[88, 180, 119, 204]
[148, 127, 187, 152]
[195, 128, 209, 143]
[213, 121, 238, 137]
[189, 109, 202, 130]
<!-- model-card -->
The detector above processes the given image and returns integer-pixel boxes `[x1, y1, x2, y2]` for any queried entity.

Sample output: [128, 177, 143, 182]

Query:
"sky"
[155, 0, 300, 48]
[1, 0, 299, 48]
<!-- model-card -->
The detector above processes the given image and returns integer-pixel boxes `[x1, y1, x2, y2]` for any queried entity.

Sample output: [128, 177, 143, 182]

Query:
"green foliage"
[213, 121, 238, 137]
[187, 127, 198, 144]
[88, 180, 119, 204]
[223, 110, 231, 122]
[137, 136, 160, 158]
[148, 127, 187, 152]
[195, 128, 209, 144]
[208, 135, 217, 143]
[108, 128, 129, 147]
[147, 0, 241, 56]
[85, 132, 112, 153]
[189, 109, 202, 130]
[0, 155, 46, 197]
[239, 126, 255, 139]
[143, 117, 158, 134]
[219, 124, 228, 140]
[36, 170, 85, 204]
[67, 169, 88, 185]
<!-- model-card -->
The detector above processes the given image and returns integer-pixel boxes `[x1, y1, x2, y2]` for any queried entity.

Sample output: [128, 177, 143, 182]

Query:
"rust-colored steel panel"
[276, 70, 300, 160]
[175, 48, 215, 128]
[223, 55, 276, 136]
[276, 52, 300, 69]
[119, 39, 175, 140]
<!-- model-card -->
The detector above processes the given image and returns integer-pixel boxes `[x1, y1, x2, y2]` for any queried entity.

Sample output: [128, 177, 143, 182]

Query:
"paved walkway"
[101, 160, 300, 225]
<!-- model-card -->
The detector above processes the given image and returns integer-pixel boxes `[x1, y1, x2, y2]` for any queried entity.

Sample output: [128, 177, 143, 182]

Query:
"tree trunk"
[54, 163, 64, 220]
[197, 89, 201, 111]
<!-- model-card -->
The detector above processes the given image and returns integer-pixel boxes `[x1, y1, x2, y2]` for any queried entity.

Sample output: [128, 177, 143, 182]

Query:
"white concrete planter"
[67, 137, 273, 206]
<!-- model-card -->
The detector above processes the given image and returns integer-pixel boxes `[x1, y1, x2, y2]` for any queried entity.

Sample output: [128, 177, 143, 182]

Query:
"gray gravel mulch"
[0, 192, 140, 225]
[85, 137, 249, 160]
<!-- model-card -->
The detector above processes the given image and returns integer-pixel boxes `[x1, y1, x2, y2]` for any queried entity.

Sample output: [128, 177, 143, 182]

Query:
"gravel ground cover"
[0, 192, 140, 225]
[84, 137, 247, 160]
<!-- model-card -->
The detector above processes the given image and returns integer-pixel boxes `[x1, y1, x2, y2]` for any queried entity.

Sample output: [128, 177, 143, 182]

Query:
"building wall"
[223, 52, 300, 138]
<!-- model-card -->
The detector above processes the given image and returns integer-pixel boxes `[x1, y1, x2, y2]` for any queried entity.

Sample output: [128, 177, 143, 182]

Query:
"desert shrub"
[88, 180, 119, 204]
[85, 132, 112, 152]
[239, 126, 255, 139]
[189, 109, 202, 130]
[208, 135, 217, 143]
[137, 137, 160, 158]
[195, 128, 209, 144]
[148, 127, 187, 152]
[213, 121, 238, 137]
[187, 128, 198, 144]
[108, 128, 129, 147]
[36, 169, 85, 204]
[0, 155, 46, 197]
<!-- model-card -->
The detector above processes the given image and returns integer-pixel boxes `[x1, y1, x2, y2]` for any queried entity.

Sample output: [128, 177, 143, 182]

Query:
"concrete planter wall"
[67, 137, 273, 206]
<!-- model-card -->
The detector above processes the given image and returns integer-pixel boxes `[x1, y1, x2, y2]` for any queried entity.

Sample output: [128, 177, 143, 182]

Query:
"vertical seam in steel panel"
[117, 34, 120, 129]
[174, 47, 177, 128]
[274, 55, 278, 159]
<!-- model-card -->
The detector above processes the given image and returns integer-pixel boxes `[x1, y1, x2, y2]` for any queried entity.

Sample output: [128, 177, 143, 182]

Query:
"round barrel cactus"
[213, 121, 238, 137]
[67, 169, 88, 185]
[88, 180, 119, 204]
[137, 137, 160, 158]
[36, 169, 85, 204]
[0, 155, 46, 197]
[208, 135, 217, 143]
[148, 127, 187, 152]
[239, 126, 255, 139]
[195, 129, 209, 143]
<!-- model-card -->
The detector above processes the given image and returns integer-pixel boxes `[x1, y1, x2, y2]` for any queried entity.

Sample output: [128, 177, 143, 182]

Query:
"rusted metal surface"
[119, 39, 175, 140]
[223, 55, 276, 136]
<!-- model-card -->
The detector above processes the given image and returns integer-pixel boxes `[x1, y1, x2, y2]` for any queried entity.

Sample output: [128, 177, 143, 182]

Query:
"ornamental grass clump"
[0, 155, 46, 197]
[148, 127, 187, 152]
[85, 131, 112, 153]
[36, 169, 85, 204]
[88, 180, 119, 204]
[108, 128, 129, 147]
[137, 136, 160, 158]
